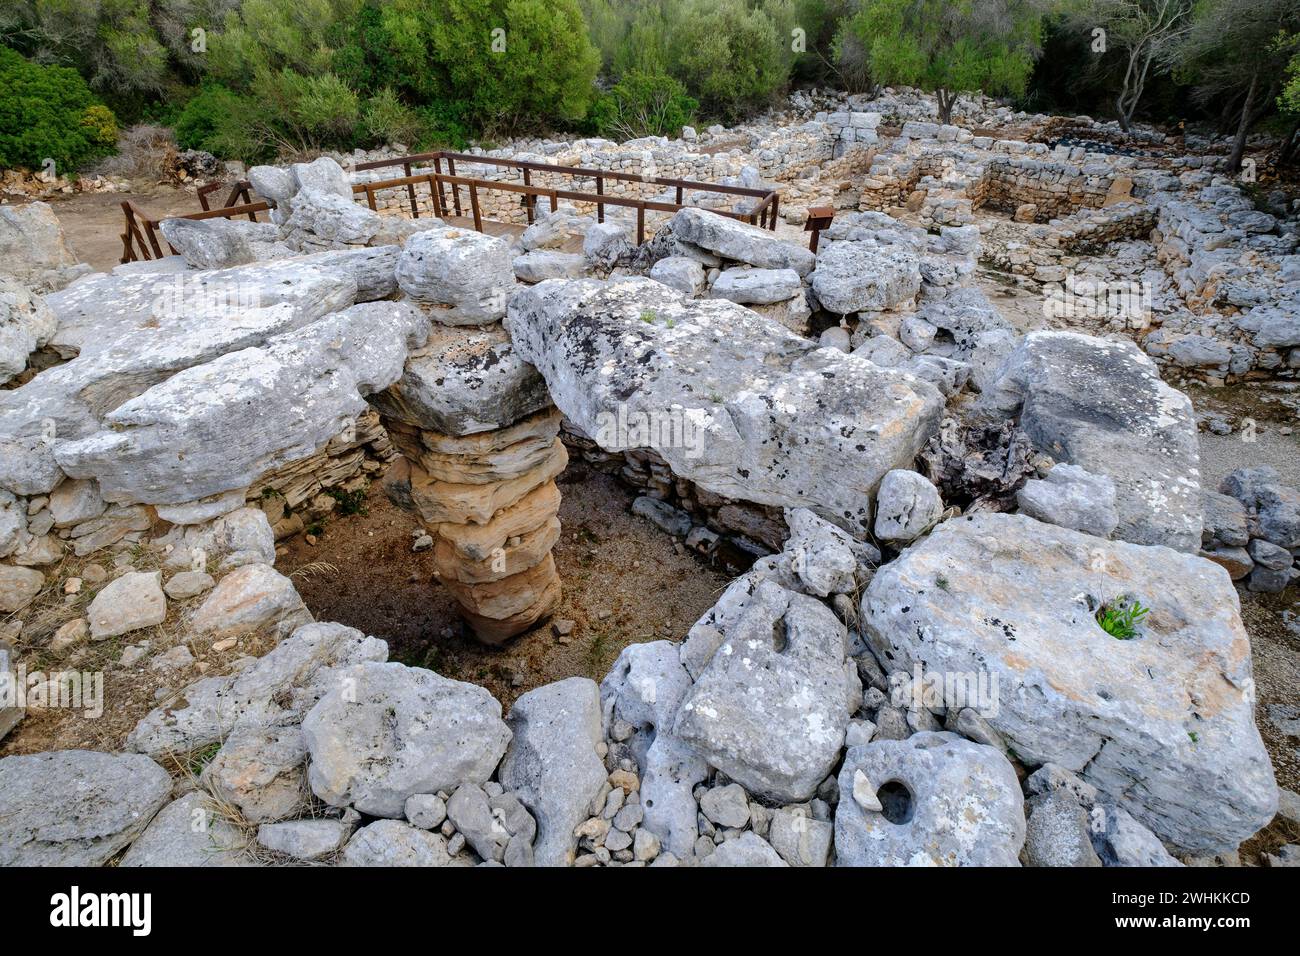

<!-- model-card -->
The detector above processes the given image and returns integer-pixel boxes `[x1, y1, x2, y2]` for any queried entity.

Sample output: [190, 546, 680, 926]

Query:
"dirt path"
[17, 184, 200, 274]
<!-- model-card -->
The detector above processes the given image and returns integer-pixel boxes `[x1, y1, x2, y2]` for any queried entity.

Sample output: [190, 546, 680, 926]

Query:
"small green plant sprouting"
[187, 742, 222, 776]
[935, 574, 950, 592]
[1096, 597, 1149, 640]
[326, 486, 368, 516]
[1188, 731, 1199, 744]
[640, 309, 657, 324]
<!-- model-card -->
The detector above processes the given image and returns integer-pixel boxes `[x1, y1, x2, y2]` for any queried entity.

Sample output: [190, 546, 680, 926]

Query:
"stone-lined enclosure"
[1, 88, 1296, 867]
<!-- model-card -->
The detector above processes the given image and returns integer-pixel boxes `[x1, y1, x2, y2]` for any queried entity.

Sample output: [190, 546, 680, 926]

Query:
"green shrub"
[362, 88, 427, 147]
[173, 85, 271, 164]
[291, 73, 361, 144]
[0, 46, 119, 172]
[667, 0, 792, 122]
[592, 70, 698, 139]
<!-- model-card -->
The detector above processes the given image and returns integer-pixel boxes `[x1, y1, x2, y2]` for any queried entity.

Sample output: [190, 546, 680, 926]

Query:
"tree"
[667, 0, 793, 121]
[1174, 0, 1300, 172]
[1069, 0, 1192, 134]
[834, 0, 1048, 124]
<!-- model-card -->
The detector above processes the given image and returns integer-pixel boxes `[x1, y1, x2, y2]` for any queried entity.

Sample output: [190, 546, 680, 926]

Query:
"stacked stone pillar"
[375, 227, 564, 643]
[383, 408, 565, 643]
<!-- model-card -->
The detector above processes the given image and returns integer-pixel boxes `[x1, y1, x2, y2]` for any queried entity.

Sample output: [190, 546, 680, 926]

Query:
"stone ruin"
[1, 87, 1298, 868]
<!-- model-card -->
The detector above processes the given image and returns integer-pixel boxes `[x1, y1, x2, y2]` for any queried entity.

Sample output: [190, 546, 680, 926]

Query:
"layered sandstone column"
[384, 408, 564, 643]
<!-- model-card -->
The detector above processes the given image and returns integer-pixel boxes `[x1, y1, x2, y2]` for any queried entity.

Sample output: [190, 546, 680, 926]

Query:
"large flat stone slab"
[506, 277, 942, 537]
[861, 511, 1277, 853]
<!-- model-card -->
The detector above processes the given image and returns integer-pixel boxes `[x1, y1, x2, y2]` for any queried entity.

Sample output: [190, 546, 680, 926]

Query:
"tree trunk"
[1116, 92, 1133, 134]
[1279, 120, 1300, 166]
[1228, 72, 1258, 174]
[937, 88, 953, 125]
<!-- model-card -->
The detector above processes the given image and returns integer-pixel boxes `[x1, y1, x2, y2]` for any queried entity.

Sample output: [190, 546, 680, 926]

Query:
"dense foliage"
[0, 0, 1297, 169]
[0, 45, 119, 172]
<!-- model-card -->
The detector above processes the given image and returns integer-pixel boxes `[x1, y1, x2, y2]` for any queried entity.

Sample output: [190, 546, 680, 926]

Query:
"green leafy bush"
[0, 46, 118, 172]
[362, 88, 427, 147]
[667, 0, 794, 122]
[592, 70, 698, 139]
[173, 84, 271, 164]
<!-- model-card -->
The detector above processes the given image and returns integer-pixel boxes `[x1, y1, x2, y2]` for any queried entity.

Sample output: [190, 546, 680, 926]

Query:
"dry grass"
[0, 541, 278, 758]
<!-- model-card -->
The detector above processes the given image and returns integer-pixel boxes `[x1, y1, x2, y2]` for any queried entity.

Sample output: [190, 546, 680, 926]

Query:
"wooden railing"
[120, 150, 780, 263]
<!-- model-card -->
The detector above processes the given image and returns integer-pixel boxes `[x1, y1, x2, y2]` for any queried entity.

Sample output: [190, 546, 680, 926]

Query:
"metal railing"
[120, 150, 780, 263]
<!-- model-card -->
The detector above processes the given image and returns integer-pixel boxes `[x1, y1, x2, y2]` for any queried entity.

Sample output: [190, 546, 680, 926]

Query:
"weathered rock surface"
[302, 661, 511, 817]
[87, 570, 166, 640]
[862, 512, 1277, 853]
[396, 227, 514, 324]
[657, 208, 815, 275]
[506, 277, 943, 537]
[0, 750, 171, 866]
[127, 621, 386, 757]
[120, 792, 250, 867]
[1016, 463, 1119, 538]
[57, 301, 429, 505]
[201, 724, 308, 823]
[835, 733, 1025, 866]
[257, 819, 352, 861]
[873, 469, 943, 544]
[341, 819, 454, 866]
[0, 277, 56, 385]
[811, 239, 921, 314]
[673, 580, 857, 802]
[982, 331, 1202, 551]
[370, 324, 550, 437]
[189, 564, 311, 640]
[498, 677, 606, 866]
[0, 202, 86, 291]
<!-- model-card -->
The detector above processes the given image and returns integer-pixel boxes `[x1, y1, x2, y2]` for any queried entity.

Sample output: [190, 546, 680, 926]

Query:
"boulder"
[0, 750, 171, 865]
[0, 563, 43, 612]
[1221, 466, 1300, 549]
[396, 227, 514, 325]
[158, 217, 284, 270]
[862, 511, 1277, 853]
[257, 819, 352, 861]
[1016, 463, 1119, 538]
[873, 469, 943, 544]
[506, 277, 943, 538]
[498, 677, 607, 866]
[127, 621, 387, 757]
[0, 202, 86, 291]
[673, 580, 857, 803]
[982, 331, 1202, 551]
[649, 256, 706, 297]
[697, 831, 788, 866]
[710, 267, 803, 305]
[302, 661, 511, 817]
[87, 570, 166, 640]
[811, 240, 921, 314]
[201, 724, 308, 823]
[659, 208, 815, 276]
[56, 301, 429, 506]
[513, 250, 587, 282]
[0, 277, 56, 385]
[189, 564, 311, 640]
[341, 820, 454, 866]
[120, 792, 249, 866]
[835, 732, 1025, 866]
